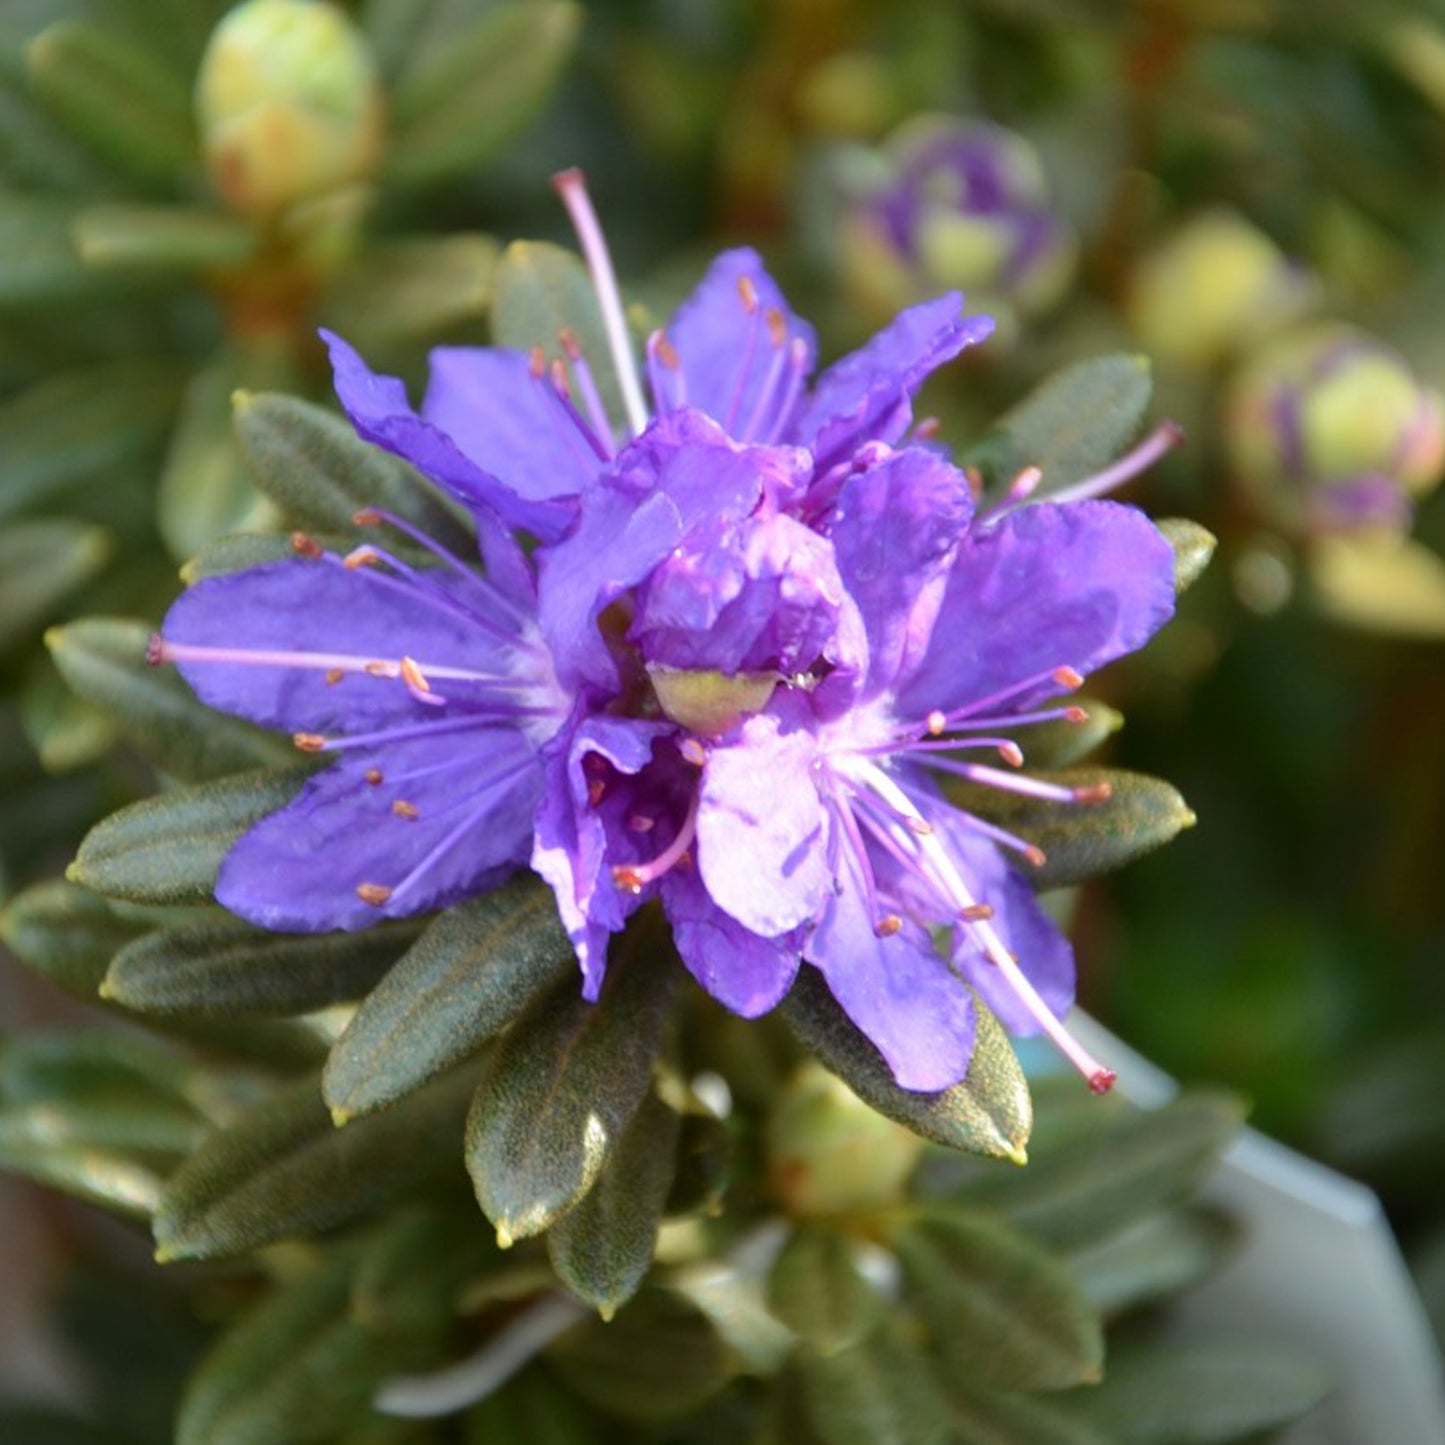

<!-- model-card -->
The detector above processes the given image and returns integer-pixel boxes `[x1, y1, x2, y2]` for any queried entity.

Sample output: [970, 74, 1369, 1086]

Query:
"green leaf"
[767, 1226, 882, 1354]
[890, 1209, 1103, 1391]
[461, 1363, 605, 1445]
[946, 1386, 1113, 1445]
[153, 1065, 477, 1262]
[1061, 1339, 1331, 1444]
[70, 765, 314, 906]
[104, 915, 421, 1018]
[956, 1092, 1246, 1253]
[386, 1, 582, 187]
[1068, 1207, 1235, 1318]
[0, 520, 111, 653]
[48, 619, 295, 781]
[1155, 518, 1217, 594]
[0, 878, 147, 997]
[26, 22, 196, 184]
[489, 239, 624, 425]
[325, 880, 575, 1121]
[0, 1406, 144, 1445]
[73, 203, 258, 273]
[180, 531, 356, 582]
[547, 1092, 681, 1314]
[0, 361, 178, 521]
[780, 969, 1032, 1161]
[1015, 700, 1123, 771]
[0, 191, 106, 305]
[965, 354, 1152, 493]
[953, 768, 1196, 891]
[232, 391, 470, 550]
[176, 1245, 421, 1445]
[465, 938, 677, 1245]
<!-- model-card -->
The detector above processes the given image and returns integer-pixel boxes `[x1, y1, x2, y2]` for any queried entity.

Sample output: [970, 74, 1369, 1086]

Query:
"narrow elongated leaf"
[0, 521, 111, 652]
[490, 239, 624, 422]
[386, 2, 582, 186]
[1068, 1206, 1236, 1318]
[1156, 518, 1217, 594]
[325, 880, 575, 1121]
[1014, 700, 1123, 771]
[70, 765, 314, 905]
[180, 531, 361, 582]
[767, 1226, 882, 1354]
[154, 1065, 477, 1262]
[891, 1210, 1103, 1391]
[26, 22, 196, 183]
[781, 969, 1031, 1161]
[547, 1092, 680, 1314]
[465, 941, 677, 1245]
[232, 392, 470, 549]
[73, 203, 257, 273]
[957, 1092, 1246, 1252]
[0, 879, 147, 997]
[952, 768, 1196, 891]
[105, 915, 421, 1018]
[48, 618, 295, 781]
[965, 354, 1152, 493]
[0, 191, 105, 304]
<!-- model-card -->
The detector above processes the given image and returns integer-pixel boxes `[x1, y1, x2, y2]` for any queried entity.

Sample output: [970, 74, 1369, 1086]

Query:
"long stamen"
[828, 785, 904, 936]
[528, 348, 606, 471]
[724, 277, 764, 433]
[1041, 421, 1185, 507]
[558, 328, 616, 456]
[646, 330, 685, 414]
[939, 665, 1084, 728]
[855, 761, 1115, 1093]
[297, 709, 555, 755]
[612, 792, 699, 893]
[551, 168, 649, 437]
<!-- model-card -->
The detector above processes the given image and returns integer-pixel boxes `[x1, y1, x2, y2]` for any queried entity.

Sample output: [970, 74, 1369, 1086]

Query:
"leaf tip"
[231, 388, 255, 416]
[495, 1225, 514, 1250]
[597, 1302, 617, 1323]
[329, 1105, 352, 1129]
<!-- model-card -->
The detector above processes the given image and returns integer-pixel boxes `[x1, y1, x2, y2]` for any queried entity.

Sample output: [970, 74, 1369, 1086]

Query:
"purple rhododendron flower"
[152, 169, 1180, 1094]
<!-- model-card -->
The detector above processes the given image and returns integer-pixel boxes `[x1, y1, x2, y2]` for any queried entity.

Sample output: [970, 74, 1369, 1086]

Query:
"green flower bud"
[766, 1062, 924, 1217]
[1127, 210, 1316, 368]
[196, 0, 384, 222]
[1225, 322, 1445, 535]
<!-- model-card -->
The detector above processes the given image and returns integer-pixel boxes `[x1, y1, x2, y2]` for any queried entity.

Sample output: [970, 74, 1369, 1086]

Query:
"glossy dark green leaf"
[0, 361, 178, 520]
[325, 880, 574, 1121]
[466, 940, 677, 1245]
[891, 1210, 1102, 1391]
[1156, 518, 1217, 594]
[153, 1065, 476, 1262]
[1068, 1206, 1236, 1318]
[176, 1245, 414, 1445]
[0, 520, 111, 652]
[73, 203, 257, 272]
[780, 969, 1031, 1161]
[767, 1225, 882, 1354]
[0, 878, 148, 997]
[26, 22, 195, 183]
[957, 1092, 1246, 1252]
[48, 618, 295, 781]
[965, 354, 1152, 493]
[953, 768, 1196, 891]
[547, 1092, 681, 1314]
[796, 1318, 953, 1445]
[232, 391, 470, 550]
[0, 191, 105, 304]
[489, 239, 624, 425]
[1061, 1339, 1331, 1444]
[105, 915, 421, 1018]
[386, 1, 582, 186]
[70, 765, 314, 906]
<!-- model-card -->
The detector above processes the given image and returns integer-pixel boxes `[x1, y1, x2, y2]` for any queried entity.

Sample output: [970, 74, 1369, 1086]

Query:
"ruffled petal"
[697, 713, 832, 937]
[897, 499, 1178, 718]
[217, 727, 538, 932]
[663, 866, 801, 1018]
[664, 249, 817, 440]
[794, 296, 993, 469]
[322, 330, 574, 541]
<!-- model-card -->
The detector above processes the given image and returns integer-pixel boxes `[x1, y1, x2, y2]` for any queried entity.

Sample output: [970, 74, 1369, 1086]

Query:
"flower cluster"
[152, 171, 1178, 1093]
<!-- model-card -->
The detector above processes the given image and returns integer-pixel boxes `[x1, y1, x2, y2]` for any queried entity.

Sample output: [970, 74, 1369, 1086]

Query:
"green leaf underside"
[465, 936, 677, 1245]
[1068, 1206, 1236, 1318]
[0, 520, 112, 653]
[0, 879, 148, 997]
[767, 1225, 883, 1354]
[324, 879, 575, 1120]
[780, 968, 1032, 1160]
[70, 765, 314, 906]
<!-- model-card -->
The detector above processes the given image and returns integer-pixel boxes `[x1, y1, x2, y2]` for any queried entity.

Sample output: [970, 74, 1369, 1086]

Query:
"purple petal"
[663, 866, 800, 1017]
[665, 249, 817, 441]
[697, 713, 832, 937]
[829, 447, 974, 695]
[808, 838, 977, 1091]
[322, 330, 574, 541]
[794, 296, 993, 469]
[217, 728, 538, 931]
[896, 500, 1177, 719]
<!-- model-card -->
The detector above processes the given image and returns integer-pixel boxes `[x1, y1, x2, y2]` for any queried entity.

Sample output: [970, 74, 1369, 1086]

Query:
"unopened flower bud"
[839, 116, 1075, 327]
[1225, 322, 1445, 535]
[766, 1063, 924, 1217]
[1127, 211, 1316, 369]
[197, 0, 384, 222]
